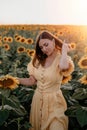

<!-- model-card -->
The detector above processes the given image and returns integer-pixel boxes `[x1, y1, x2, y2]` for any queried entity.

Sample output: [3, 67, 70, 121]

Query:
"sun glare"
[45, 0, 87, 25]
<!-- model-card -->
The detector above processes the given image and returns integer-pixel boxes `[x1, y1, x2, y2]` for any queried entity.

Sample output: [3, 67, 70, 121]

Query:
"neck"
[47, 49, 58, 59]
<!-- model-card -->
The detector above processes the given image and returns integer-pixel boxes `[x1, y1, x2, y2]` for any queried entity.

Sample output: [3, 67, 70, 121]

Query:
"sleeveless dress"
[27, 53, 74, 130]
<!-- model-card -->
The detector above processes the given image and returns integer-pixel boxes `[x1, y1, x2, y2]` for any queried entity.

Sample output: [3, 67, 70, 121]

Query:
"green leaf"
[0, 104, 27, 117]
[65, 106, 77, 117]
[0, 109, 9, 126]
[23, 121, 32, 129]
[0, 88, 11, 98]
[4, 95, 20, 108]
[72, 88, 87, 100]
[76, 106, 87, 127]
[0, 105, 13, 111]
[11, 105, 27, 117]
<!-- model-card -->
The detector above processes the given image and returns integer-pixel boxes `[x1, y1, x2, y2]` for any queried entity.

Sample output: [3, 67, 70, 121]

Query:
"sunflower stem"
[17, 118, 21, 130]
[2, 96, 4, 110]
[13, 60, 20, 76]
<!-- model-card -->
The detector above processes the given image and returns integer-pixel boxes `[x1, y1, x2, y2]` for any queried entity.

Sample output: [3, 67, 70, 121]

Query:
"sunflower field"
[0, 24, 87, 130]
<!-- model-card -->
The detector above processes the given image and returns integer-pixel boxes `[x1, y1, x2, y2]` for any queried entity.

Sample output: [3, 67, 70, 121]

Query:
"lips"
[43, 51, 48, 55]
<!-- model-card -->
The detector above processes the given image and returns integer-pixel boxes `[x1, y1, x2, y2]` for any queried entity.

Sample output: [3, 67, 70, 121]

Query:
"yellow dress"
[27, 53, 74, 130]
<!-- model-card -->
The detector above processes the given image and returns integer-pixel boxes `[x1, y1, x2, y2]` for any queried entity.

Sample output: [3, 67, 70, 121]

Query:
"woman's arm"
[59, 43, 70, 70]
[18, 75, 37, 86]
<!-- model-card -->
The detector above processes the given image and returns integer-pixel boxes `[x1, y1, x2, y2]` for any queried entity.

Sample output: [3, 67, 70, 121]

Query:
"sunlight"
[45, 0, 87, 25]
[73, 0, 87, 25]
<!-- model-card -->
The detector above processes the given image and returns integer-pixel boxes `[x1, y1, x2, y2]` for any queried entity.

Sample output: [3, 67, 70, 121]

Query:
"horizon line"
[0, 24, 87, 26]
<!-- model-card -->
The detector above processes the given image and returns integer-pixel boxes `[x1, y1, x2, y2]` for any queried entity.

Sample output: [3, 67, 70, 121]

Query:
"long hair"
[32, 30, 63, 67]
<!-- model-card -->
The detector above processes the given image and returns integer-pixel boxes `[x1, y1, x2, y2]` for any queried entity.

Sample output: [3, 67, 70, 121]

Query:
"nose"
[42, 46, 46, 52]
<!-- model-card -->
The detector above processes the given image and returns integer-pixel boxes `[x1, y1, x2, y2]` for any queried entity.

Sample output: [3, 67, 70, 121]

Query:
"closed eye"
[44, 42, 48, 47]
[39, 42, 48, 50]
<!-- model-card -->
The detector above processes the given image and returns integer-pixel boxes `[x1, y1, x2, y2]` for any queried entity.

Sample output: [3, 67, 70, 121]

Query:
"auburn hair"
[32, 30, 63, 67]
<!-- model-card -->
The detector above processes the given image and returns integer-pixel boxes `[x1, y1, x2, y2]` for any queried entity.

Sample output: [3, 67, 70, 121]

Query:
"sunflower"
[62, 75, 72, 84]
[78, 56, 87, 69]
[79, 75, 87, 85]
[15, 36, 22, 42]
[54, 33, 59, 37]
[7, 37, 13, 43]
[0, 75, 19, 90]
[26, 38, 34, 44]
[14, 34, 19, 38]
[20, 37, 26, 43]
[26, 49, 30, 53]
[29, 49, 35, 57]
[3, 43, 10, 51]
[58, 31, 63, 36]
[3, 36, 8, 42]
[70, 42, 76, 50]
[20, 26, 26, 30]
[17, 46, 26, 53]
[61, 62, 74, 76]
[26, 49, 30, 56]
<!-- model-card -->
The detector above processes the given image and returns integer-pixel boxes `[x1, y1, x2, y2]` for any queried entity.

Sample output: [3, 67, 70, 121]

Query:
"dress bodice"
[27, 53, 74, 93]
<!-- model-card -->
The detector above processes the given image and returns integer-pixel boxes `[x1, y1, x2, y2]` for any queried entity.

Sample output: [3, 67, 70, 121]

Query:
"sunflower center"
[63, 76, 66, 80]
[82, 59, 87, 66]
[3, 78, 14, 87]
[19, 48, 24, 51]
[21, 39, 25, 42]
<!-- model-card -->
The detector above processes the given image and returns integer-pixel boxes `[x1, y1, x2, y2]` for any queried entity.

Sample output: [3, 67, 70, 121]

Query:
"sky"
[0, 0, 87, 25]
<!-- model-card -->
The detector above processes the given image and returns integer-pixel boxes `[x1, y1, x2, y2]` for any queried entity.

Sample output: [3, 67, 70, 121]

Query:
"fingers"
[63, 40, 73, 51]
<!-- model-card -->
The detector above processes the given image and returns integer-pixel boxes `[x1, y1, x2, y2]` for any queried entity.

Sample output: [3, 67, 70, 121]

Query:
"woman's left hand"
[62, 41, 71, 54]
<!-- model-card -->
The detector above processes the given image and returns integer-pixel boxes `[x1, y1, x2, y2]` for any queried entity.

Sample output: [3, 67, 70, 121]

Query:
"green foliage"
[0, 109, 9, 126]
[62, 68, 87, 129]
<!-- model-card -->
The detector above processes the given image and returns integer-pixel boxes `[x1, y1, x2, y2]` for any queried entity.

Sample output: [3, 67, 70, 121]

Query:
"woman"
[18, 30, 74, 130]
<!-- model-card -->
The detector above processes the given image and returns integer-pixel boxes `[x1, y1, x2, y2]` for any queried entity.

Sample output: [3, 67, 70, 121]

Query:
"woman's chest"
[34, 65, 60, 82]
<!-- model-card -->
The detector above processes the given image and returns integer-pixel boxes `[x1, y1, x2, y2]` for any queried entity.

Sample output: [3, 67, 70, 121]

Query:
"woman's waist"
[36, 84, 60, 93]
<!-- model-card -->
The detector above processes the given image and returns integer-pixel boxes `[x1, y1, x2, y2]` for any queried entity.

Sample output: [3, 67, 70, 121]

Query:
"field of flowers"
[0, 24, 87, 130]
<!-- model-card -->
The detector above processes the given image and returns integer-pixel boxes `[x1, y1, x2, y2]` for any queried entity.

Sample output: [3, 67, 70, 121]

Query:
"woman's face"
[39, 39, 55, 56]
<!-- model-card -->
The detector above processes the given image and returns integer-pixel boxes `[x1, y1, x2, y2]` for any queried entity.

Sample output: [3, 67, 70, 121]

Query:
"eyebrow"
[39, 42, 48, 48]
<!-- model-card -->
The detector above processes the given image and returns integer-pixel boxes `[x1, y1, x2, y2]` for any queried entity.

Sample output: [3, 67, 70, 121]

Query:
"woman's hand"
[62, 41, 71, 55]
[59, 41, 71, 70]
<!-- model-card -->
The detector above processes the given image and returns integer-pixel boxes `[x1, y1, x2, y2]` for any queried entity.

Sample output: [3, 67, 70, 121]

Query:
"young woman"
[18, 30, 74, 130]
